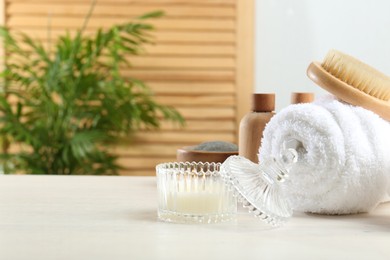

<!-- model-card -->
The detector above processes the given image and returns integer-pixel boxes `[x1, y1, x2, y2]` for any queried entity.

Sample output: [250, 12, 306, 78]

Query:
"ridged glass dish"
[220, 148, 298, 227]
[156, 162, 237, 224]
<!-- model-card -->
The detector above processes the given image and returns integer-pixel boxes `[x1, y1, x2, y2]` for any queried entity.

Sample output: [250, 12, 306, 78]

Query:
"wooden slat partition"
[2, 0, 254, 176]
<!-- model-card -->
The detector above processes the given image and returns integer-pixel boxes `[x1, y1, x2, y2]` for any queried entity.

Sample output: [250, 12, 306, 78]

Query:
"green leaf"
[137, 10, 164, 20]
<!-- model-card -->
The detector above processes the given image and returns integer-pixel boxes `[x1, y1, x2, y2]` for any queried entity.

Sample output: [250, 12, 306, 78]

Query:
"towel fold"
[259, 95, 390, 214]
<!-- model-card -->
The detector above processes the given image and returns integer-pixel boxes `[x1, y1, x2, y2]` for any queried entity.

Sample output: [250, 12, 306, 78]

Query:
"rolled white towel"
[259, 95, 390, 214]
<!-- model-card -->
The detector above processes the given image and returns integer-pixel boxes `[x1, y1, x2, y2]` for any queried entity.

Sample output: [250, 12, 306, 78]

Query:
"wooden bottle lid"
[291, 92, 315, 104]
[252, 93, 275, 112]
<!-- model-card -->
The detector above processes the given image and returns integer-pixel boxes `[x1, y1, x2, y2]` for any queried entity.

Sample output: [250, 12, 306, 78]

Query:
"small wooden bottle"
[239, 93, 275, 163]
[291, 92, 314, 104]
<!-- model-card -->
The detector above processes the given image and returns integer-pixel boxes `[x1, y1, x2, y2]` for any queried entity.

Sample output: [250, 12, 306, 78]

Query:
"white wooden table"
[0, 175, 389, 260]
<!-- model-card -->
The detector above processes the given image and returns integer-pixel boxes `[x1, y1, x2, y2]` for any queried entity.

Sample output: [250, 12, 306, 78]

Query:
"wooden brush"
[307, 50, 390, 121]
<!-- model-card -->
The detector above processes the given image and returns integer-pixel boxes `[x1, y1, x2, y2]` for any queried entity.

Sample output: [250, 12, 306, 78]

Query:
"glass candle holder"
[156, 162, 237, 224]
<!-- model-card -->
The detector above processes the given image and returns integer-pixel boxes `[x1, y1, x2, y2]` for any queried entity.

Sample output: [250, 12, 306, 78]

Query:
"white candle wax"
[167, 191, 223, 214]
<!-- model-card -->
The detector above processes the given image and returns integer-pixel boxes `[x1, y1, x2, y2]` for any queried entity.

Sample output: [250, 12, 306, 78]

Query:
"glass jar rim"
[156, 161, 221, 176]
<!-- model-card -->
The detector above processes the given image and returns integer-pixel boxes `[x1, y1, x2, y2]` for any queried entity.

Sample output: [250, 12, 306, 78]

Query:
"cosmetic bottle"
[291, 92, 314, 104]
[239, 93, 275, 163]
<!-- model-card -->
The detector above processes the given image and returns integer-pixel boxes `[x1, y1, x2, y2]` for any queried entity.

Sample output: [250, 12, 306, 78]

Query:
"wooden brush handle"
[307, 62, 390, 121]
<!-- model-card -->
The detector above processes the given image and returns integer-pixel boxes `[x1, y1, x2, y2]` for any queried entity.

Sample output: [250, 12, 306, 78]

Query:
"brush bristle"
[322, 50, 390, 101]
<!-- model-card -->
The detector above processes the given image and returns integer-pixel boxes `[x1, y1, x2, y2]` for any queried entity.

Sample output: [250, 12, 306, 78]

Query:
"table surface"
[0, 175, 389, 260]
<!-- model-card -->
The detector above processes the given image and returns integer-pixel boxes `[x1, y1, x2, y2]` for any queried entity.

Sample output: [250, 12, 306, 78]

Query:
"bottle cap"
[291, 92, 314, 104]
[252, 93, 275, 112]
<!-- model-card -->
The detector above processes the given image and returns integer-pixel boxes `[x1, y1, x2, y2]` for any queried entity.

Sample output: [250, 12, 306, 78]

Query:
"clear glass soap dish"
[156, 162, 237, 224]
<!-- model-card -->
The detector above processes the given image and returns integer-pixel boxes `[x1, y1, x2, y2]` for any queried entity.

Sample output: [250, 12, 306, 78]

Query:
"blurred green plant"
[0, 6, 184, 175]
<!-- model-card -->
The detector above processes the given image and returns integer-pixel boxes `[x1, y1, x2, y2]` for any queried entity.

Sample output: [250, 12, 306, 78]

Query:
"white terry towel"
[259, 95, 390, 215]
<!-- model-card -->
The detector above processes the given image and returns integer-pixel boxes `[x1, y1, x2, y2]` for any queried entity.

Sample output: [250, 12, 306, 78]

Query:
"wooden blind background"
[1, 0, 254, 176]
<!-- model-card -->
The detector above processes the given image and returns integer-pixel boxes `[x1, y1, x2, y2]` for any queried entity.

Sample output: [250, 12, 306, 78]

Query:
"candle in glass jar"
[167, 190, 223, 214]
[157, 162, 237, 223]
